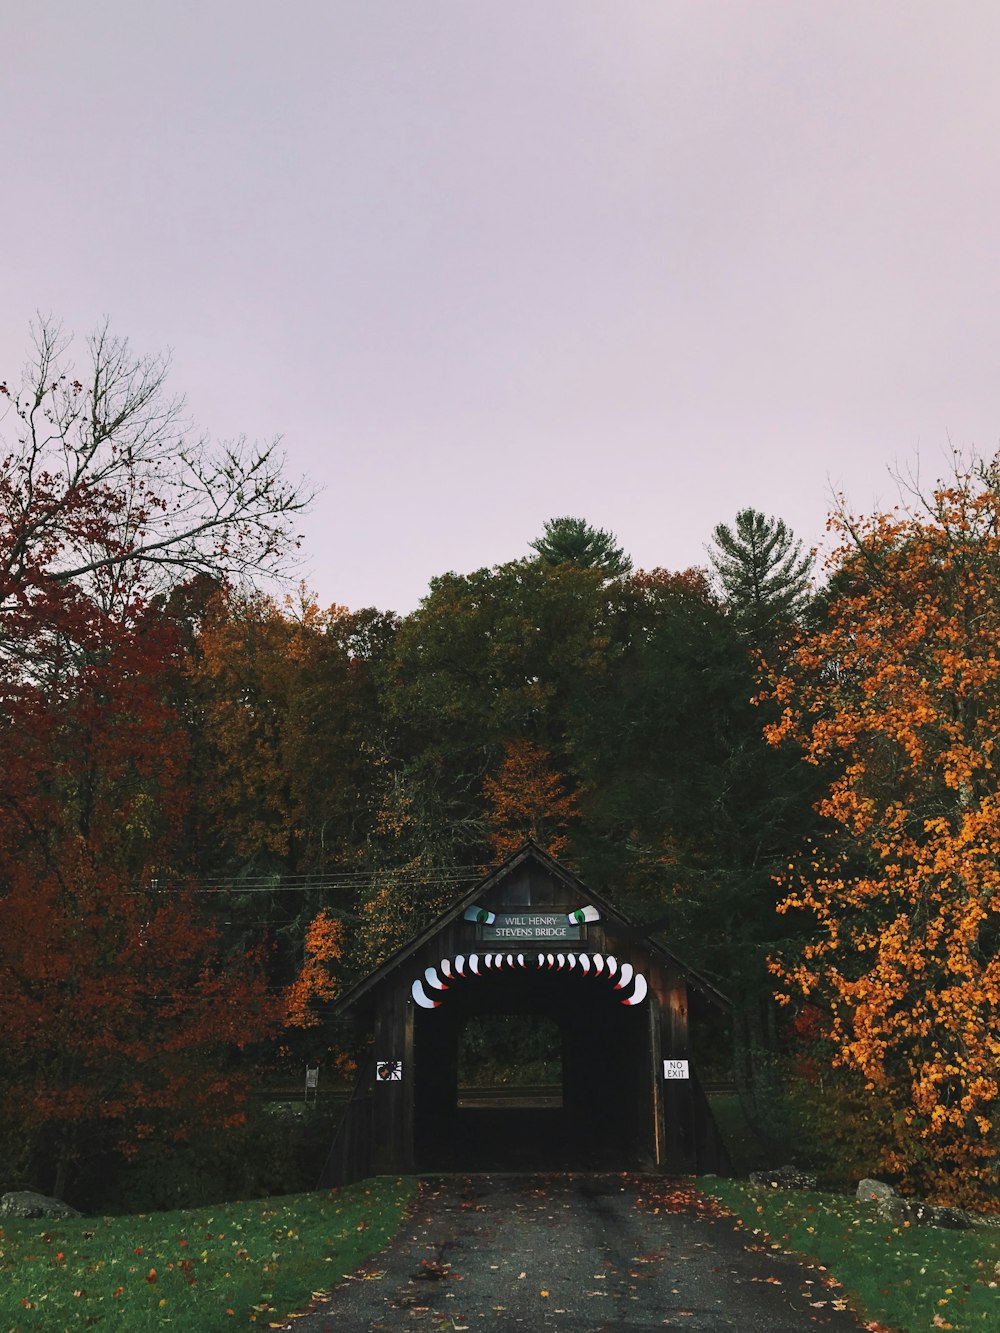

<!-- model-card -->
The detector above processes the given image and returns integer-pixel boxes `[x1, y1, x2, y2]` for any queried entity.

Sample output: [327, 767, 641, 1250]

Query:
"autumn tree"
[284, 908, 346, 1029]
[0, 598, 279, 1198]
[185, 586, 394, 878]
[180, 586, 400, 1009]
[482, 738, 581, 860]
[0, 321, 307, 1199]
[355, 763, 484, 970]
[767, 460, 1000, 1206]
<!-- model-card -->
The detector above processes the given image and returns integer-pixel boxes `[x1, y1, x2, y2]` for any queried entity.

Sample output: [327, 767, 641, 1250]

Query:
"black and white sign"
[376, 1060, 403, 1082]
[663, 1059, 690, 1080]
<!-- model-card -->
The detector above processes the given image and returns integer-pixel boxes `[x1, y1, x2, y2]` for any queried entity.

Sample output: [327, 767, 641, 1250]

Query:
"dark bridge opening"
[413, 966, 651, 1171]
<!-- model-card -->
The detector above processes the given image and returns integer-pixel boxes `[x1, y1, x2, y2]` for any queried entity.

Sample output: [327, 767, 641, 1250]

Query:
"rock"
[856, 1177, 897, 1203]
[0, 1190, 82, 1220]
[875, 1195, 971, 1230]
[748, 1165, 818, 1191]
[856, 1177, 973, 1229]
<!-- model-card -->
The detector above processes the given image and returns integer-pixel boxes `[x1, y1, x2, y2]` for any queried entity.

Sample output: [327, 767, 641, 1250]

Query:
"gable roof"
[334, 841, 730, 1014]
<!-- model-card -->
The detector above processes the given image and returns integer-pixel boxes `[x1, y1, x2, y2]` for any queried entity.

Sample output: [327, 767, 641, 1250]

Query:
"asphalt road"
[277, 1174, 873, 1333]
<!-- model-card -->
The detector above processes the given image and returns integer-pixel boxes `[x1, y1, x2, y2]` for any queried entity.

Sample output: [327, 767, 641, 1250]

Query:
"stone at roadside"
[854, 1176, 973, 1229]
[748, 1164, 818, 1191]
[856, 1177, 897, 1203]
[875, 1195, 971, 1230]
[0, 1190, 82, 1219]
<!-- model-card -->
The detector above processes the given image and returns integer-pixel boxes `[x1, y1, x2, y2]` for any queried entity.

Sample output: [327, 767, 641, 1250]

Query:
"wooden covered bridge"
[320, 842, 731, 1185]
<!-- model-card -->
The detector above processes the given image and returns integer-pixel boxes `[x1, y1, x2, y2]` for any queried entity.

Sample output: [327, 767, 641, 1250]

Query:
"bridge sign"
[481, 913, 582, 941]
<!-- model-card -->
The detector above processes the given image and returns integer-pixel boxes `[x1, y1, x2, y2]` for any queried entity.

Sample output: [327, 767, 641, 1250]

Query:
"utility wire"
[141, 869, 484, 894]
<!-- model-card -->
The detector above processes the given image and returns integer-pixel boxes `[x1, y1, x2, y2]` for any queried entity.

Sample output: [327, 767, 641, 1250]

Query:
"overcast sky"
[4, 3, 1000, 613]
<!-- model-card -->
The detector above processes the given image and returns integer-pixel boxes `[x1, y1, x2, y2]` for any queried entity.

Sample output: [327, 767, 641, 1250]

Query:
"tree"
[482, 738, 581, 860]
[348, 558, 620, 967]
[0, 318, 308, 660]
[185, 586, 393, 877]
[766, 460, 1000, 1207]
[0, 595, 279, 1198]
[530, 515, 632, 577]
[0, 320, 307, 1199]
[566, 568, 822, 1038]
[383, 558, 616, 845]
[284, 908, 346, 1029]
[708, 509, 812, 643]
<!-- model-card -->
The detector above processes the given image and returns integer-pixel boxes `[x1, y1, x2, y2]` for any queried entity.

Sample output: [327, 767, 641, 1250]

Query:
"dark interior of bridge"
[413, 966, 652, 1171]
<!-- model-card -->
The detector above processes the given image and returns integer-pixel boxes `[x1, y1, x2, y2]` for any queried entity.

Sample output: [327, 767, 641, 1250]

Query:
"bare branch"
[0, 318, 313, 650]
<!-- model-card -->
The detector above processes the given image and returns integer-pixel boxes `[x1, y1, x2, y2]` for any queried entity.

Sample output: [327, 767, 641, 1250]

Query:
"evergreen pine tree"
[529, 516, 632, 577]
[708, 509, 812, 640]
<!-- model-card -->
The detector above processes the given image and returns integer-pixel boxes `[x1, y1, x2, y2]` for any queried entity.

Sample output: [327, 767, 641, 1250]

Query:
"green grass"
[0, 1175, 417, 1332]
[700, 1178, 1000, 1332]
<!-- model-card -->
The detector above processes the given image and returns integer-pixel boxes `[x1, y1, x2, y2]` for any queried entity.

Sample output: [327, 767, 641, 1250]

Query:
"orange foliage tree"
[185, 586, 393, 874]
[482, 738, 581, 860]
[284, 908, 346, 1028]
[766, 461, 1000, 1206]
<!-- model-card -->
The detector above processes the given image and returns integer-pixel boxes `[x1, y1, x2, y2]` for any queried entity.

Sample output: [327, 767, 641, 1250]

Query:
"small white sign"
[376, 1060, 403, 1082]
[663, 1059, 690, 1080]
[305, 1067, 319, 1089]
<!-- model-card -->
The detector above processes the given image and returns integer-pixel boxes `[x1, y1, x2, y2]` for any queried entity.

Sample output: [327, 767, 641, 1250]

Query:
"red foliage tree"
[0, 325, 293, 1196]
[0, 593, 281, 1196]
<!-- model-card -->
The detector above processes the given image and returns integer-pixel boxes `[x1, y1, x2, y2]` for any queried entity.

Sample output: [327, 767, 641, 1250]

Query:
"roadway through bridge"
[276, 1174, 871, 1332]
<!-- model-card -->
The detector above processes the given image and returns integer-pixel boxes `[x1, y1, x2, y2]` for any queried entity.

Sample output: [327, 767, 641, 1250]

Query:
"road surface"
[277, 1174, 872, 1332]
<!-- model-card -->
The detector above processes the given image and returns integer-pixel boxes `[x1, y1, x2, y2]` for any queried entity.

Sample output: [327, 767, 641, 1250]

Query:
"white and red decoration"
[409, 951, 649, 1009]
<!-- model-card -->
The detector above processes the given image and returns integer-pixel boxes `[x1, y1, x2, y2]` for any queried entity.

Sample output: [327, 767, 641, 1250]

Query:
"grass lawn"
[700, 1178, 1000, 1332]
[0, 1175, 417, 1331]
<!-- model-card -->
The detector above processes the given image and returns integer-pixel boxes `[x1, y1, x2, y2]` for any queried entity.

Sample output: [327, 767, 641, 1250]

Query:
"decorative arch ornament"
[410, 951, 648, 1010]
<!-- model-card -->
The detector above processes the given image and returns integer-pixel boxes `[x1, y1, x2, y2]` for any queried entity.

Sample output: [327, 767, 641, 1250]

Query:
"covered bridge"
[320, 842, 731, 1185]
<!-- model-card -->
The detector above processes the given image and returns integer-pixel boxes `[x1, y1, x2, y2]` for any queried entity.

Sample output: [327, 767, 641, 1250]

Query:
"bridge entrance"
[320, 843, 731, 1186]
[413, 963, 648, 1171]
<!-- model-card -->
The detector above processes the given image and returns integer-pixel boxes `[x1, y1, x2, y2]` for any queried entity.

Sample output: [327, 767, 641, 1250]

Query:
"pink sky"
[4, 3, 1000, 613]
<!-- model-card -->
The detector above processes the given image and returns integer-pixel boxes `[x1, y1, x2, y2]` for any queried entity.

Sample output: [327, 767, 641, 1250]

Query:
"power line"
[142, 868, 484, 894]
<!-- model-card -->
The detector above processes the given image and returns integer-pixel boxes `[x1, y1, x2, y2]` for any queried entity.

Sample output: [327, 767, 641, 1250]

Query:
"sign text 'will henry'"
[480, 913, 583, 941]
